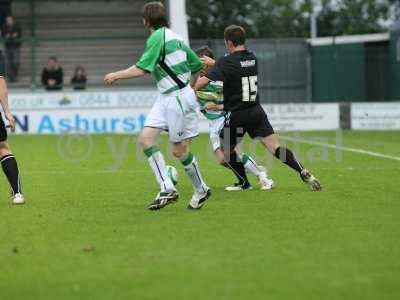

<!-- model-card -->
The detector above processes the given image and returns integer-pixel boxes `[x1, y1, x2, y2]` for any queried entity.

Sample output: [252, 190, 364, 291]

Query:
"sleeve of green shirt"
[136, 30, 163, 73]
[184, 44, 204, 73]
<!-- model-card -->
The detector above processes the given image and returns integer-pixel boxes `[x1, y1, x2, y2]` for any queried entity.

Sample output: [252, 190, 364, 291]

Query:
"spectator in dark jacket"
[0, 1, 11, 30]
[71, 65, 87, 90]
[41, 56, 63, 90]
[2, 15, 22, 82]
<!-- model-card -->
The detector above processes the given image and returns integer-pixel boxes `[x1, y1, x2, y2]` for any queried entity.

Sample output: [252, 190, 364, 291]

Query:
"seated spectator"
[41, 56, 63, 90]
[71, 65, 87, 90]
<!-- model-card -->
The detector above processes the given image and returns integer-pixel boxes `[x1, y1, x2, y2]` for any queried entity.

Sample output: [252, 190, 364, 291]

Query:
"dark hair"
[49, 56, 58, 62]
[73, 65, 86, 77]
[143, 1, 169, 29]
[224, 25, 246, 46]
[195, 46, 214, 59]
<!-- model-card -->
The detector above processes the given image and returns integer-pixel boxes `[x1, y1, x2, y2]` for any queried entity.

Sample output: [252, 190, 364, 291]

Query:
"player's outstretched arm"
[194, 76, 211, 91]
[204, 102, 224, 111]
[201, 56, 215, 67]
[0, 78, 15, 129]
[190, 70, 204, 89]
[104, 65, 146, 85]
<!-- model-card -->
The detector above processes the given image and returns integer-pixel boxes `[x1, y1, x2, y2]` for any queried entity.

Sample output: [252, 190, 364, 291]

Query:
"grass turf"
[0, 131, 399, 299]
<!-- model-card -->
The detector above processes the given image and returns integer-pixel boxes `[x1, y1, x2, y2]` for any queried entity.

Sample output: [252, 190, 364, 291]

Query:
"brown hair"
[224, 25, 246, 47]
[73, 65, 86, 77]
[143, 1, 168, 29]
[195, 46, 214, 59]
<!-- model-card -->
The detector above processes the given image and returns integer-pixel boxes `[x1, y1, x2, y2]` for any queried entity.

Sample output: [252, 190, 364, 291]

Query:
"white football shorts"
[209, 116, 225, 151]
[144, 86, 200, 143]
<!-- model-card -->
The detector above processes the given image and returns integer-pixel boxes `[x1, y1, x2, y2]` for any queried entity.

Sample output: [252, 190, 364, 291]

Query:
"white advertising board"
[8, 103, 340, 135]
[351, 102, 400, 130]
[11, 108, 150, 134]
[263, 103, 340, 131]
[9, 90, 158, 110]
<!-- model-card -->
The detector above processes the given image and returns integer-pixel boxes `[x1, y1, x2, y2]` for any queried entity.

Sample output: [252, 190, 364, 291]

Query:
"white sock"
[181, 153, 208, 194]
[145, 147, 175, 192]
[239, 153, 264, 177]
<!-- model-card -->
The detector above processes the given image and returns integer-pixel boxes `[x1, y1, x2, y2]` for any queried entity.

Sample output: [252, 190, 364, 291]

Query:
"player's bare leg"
[0, 142, 24, 204]
[261, 134, 321, 191]
[139, 127, 178, 210]
[171, 140, 210, 210]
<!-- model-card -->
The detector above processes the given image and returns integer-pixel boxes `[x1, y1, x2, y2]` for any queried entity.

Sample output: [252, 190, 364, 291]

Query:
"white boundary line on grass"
[280, 136, 400, 162]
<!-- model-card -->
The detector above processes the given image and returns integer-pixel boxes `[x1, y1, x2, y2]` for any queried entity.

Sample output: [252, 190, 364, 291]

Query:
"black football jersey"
[207, 50, 259, 112]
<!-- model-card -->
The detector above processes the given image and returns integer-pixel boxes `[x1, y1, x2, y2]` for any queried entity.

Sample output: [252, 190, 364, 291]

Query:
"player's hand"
[104, 72, 120, 85]
[201, 56, 215, 67]
[5, 111, 15, 129]
[205, 102, 218, 111]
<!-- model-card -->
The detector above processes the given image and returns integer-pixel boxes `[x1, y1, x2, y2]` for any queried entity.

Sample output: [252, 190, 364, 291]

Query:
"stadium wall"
[311, 43, 366, 102]
[388, 22, 400, 100]
[6, 90, 400, 135]
[310, 34, 392, 103]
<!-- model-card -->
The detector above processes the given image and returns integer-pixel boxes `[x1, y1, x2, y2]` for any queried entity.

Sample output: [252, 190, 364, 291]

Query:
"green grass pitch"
[0, 131, 399, 299]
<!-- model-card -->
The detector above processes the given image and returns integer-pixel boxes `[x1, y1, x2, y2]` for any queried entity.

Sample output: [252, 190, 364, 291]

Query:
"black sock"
[275, 147, 304, 174]
[221, 161, 241, 181]
[224, 152, 249, 185]
[1, 154, 22, 195]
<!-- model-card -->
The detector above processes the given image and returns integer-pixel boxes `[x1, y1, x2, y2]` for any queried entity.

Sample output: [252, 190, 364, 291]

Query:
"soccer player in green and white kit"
[104, 2, 210, 210]
[195, 47, 274, 191]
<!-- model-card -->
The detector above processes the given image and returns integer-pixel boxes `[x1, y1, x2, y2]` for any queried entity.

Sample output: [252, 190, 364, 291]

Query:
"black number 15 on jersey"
[242, 76, 258, 102]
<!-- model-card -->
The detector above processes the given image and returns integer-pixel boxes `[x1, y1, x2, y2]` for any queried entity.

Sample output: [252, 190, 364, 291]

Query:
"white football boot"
[225, 181, 252, 191]
[12, 193, 25, 205]
[259, 177, 275, 190]
[258, 166, 274, 190]
[187, 188, 211, 210]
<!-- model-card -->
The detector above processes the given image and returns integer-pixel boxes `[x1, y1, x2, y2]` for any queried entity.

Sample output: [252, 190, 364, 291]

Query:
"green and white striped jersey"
[136, 27, 203, 94]
[196, 81, 224, 120]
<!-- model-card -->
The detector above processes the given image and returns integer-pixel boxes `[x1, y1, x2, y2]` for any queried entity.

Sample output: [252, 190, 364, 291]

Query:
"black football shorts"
[0, 113, 8, 142]
[220, 104, 274, 149]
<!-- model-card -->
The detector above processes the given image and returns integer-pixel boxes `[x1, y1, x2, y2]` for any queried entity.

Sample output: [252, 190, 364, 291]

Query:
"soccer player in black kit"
[0, 50, 24, 204]
[195, 25, 321, 191]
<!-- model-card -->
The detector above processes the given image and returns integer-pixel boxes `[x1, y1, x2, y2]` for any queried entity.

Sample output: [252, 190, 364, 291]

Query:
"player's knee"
[263, 135, 280, 154]
[171, 147, 185, 159]
[0, 142, 11, 157]
[269, 142, 280, 154]
[171, 142, 188, 159]
[138, 134, 153, 149]
[171, 150, 180, 158]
